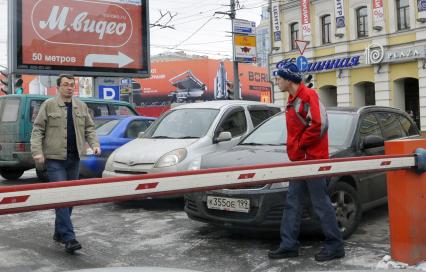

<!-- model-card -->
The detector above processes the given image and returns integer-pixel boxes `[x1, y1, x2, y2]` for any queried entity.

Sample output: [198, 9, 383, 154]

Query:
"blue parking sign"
[99, 85, 120, 101]
[296, 56, 309, 72]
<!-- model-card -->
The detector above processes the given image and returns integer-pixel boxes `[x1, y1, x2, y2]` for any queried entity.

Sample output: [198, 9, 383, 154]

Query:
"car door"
[356, 112, 387, 203]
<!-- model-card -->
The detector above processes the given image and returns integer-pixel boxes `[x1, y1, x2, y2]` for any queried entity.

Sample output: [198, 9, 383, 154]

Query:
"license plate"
[207, 196, 250, 213]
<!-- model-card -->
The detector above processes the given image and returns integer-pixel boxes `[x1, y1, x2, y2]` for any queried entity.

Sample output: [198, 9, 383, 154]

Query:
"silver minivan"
[102, 100, 281, 179]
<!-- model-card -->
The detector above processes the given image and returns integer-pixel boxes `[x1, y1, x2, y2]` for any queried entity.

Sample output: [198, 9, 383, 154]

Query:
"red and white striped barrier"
[0, 153, 421, 215]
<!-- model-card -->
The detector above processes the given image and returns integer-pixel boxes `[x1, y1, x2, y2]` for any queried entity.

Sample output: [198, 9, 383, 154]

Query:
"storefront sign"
[372, 0, 384, 24]
[419, 0, 426, 12]
[276, 55, 361, 73]
[300, 0, 311, 38]
[334, 0, 345, 28]
[364, 43, 426, 64]
[271, 1, 281, 42]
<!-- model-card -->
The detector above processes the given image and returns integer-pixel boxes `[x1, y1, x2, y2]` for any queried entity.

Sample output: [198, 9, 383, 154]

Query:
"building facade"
[256, 6, 272, 67]
[270, 0, 426, 131]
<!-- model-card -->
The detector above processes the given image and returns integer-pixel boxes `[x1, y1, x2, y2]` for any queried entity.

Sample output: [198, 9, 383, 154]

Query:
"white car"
[102, 100, 281, 181]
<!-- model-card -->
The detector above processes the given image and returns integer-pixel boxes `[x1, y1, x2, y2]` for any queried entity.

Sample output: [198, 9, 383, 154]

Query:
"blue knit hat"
[276, 63, 302, 83]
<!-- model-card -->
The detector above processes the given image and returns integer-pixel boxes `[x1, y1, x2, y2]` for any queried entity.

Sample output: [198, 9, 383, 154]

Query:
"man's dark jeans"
[45, 154, 80, 243]
[280, 178, 344, 252]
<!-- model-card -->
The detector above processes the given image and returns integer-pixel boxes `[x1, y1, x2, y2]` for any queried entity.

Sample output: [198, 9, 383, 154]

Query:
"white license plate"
[207, 196, 250, 213]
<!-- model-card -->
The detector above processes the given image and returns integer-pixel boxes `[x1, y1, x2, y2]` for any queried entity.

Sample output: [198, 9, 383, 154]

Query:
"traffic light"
[15, 75, 24, 94]
[0, 70, 8, 94]
[304, 74, 313, 88]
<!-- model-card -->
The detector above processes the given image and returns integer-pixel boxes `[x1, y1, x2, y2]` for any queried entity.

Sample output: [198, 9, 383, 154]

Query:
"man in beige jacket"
[31, 74, 100, 254]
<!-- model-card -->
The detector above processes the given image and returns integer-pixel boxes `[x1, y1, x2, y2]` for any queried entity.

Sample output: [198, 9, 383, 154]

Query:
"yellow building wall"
[388, 33, 416, 46]
[315, 71, 336, 88]
[350, 67, 374, 84]
[389, 62, 418, 81]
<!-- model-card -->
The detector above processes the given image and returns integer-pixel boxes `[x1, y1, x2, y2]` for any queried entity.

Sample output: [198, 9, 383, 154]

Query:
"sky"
[0, 0, 266, 68]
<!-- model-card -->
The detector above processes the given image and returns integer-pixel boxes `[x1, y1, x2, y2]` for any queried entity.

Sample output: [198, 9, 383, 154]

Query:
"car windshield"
[241, 114, 286, 145]
[240, 112, 355, 147]
[146, 108, 219, 139]
[95, 119, 120, 136]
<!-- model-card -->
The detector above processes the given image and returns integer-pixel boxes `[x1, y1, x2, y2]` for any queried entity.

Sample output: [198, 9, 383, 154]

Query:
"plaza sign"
[8, 0, 150, 78]
[364, 43, 425, 64]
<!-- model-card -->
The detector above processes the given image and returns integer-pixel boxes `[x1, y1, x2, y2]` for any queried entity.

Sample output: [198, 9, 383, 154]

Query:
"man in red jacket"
[268, 63, 344, 262]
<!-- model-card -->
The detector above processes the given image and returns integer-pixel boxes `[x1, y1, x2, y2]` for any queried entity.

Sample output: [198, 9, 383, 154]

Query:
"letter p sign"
[99, 85, 120, 100]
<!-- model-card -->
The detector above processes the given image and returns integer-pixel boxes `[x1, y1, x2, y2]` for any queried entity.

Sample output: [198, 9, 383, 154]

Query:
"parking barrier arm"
[0, 150, 425, 216]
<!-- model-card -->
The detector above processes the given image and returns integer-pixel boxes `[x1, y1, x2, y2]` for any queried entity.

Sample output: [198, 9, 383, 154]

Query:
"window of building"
[290, 22, 299, 50]
[321, 15, 331, 44]
[356, 6, 368, 38]
[396, 0, 410, 30]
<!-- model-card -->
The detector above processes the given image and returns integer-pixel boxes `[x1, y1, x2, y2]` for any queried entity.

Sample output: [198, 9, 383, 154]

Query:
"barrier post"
[385, 138, 426, 265]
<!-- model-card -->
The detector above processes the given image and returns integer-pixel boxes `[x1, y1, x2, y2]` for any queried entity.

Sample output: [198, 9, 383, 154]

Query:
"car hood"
[201, 145, 289, 169]
[201, 145, 343, 169]
[113, 138, 198, 164]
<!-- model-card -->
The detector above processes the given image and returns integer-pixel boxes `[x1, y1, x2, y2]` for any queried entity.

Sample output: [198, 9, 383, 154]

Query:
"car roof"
[172, 100, 278, 110]
[327, 105, 408, 115]
[94, 115, 156, 121]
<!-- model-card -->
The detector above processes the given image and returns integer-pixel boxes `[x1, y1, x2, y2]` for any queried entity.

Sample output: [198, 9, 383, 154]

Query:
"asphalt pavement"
[0, 170, 424, 272]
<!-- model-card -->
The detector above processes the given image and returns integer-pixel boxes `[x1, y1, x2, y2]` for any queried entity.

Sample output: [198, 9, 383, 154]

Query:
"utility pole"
[216, 0, 241, 100]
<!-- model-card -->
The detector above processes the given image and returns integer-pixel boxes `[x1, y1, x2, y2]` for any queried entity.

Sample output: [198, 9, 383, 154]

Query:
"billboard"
[128, 59, 271, 107]
[9, 0, 150, 77]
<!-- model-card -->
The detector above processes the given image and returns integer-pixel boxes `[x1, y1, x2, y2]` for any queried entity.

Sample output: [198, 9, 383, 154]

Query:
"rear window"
[249, 108, 281, 127]
[87, 103, 109, 118]
[96, 119, 120, 136]
[30, 100, 45, 123]
[112, 105, 136, 116]
[1, 98, 20, 122]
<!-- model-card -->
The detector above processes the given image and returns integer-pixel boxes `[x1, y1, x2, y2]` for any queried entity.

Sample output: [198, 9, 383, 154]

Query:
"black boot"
[268, 248, 299, 259]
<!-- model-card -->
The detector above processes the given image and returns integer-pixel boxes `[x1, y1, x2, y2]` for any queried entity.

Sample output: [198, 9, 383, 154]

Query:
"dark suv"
[184, 106, 421, 238]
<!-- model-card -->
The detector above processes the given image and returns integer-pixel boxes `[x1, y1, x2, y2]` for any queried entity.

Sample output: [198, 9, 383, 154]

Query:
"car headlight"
[270, 181, 289, 189]
[154, 148, 187, 168]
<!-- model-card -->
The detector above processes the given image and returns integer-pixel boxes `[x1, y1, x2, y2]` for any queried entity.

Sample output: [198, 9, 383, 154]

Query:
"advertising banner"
[234, 35, 257, 63]
[372, 0, 384, 24]
[334, 0, 345, 28]
[9, 0, 150, 77]
[132, 59, 271, 107]
[271, 1, 281, 42]
[300, 0, 311, 38]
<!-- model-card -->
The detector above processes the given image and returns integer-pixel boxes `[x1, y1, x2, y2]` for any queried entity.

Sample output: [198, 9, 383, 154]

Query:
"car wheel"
[36, 169, 49, 182]
[329, 182, 362, 239]
[0, 169, 25, 180]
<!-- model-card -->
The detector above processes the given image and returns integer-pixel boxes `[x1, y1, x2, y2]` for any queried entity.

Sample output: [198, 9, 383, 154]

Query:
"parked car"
[79, 115, 156, 178]
[0, 94, 138, 180]
[102, 101, 281, 189]
[184, 106, 421, 238]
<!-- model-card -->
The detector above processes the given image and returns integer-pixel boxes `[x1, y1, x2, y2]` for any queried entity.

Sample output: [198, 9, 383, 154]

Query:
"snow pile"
[377, 255, 426, 271]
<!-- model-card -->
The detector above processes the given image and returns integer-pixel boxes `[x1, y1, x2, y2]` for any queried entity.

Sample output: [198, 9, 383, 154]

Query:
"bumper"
[184, 187, 317, 232]
[0, 152, 34, 170]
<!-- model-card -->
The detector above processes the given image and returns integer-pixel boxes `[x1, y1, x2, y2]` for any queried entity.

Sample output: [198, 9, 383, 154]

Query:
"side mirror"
[214, 131, 232, 143]
[138, 132, 145, 138]
[362, 135, 384, 149]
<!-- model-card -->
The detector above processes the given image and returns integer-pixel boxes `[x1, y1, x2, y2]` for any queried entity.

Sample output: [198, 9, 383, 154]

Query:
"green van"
[0, 94, 138, 180]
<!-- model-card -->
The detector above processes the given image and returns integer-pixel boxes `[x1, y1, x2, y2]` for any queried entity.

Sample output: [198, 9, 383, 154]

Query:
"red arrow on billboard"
[295, 39, 309, 55]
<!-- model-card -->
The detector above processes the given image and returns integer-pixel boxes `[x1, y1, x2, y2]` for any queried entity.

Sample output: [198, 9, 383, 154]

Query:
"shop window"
[396, 0, 410, 30]
[356, 6, 368, 38]
[290, 22, 299, 50]
[321, 15, 331, 44]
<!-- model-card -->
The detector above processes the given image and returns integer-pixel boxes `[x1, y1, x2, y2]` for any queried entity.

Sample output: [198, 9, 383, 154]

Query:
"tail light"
[15, 143, 26, 152]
